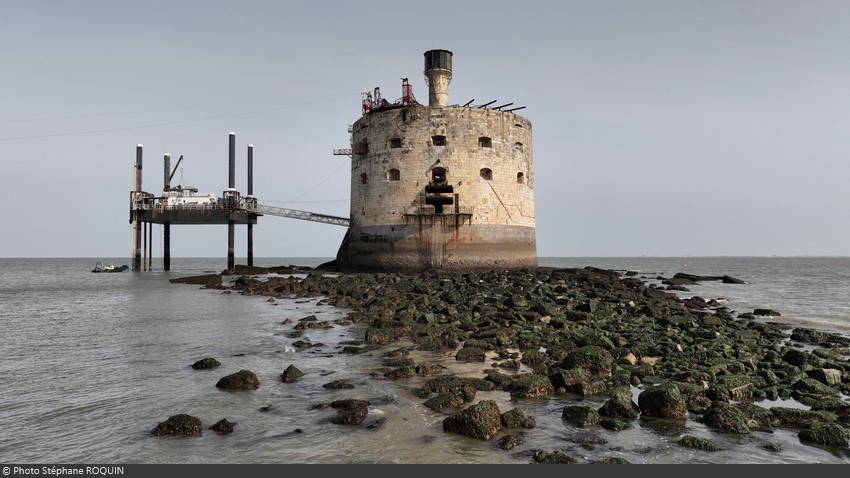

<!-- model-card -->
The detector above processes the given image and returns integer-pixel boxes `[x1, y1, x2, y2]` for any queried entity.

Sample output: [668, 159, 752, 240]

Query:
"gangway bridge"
[244, 203, 349, 227]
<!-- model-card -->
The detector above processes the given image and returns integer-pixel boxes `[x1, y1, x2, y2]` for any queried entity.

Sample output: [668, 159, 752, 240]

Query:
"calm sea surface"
[1, 256, 848, 464]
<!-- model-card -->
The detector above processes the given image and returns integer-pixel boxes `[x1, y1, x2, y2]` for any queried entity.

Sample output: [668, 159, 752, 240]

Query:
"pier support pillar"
[164, 224, 170, 271]
[227, 221, 235, 272]
[247, 144, 254, 266]
[142, 222, 147, 271]
[132, 145, 143, 272]
[247, 224, 253, 266]
[227, 132, 237, 273]
[147, 223, 153, 271]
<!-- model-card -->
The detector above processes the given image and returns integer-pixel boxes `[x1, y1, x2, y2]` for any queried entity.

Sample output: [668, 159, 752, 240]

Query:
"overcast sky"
[2, 0, 849, 259]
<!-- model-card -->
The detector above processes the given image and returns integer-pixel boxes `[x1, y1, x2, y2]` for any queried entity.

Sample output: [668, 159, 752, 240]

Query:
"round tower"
[335, 50, 537, 272]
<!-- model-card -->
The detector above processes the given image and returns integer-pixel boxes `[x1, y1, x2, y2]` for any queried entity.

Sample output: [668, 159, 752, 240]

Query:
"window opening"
[431, 167, 447, 184]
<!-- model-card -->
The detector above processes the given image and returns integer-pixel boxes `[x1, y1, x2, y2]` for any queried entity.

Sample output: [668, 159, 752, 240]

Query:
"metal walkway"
[246, 203, 350, 227]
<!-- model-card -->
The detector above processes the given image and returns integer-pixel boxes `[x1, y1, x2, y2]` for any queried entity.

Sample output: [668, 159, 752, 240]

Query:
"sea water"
[1, 257, 848, 464]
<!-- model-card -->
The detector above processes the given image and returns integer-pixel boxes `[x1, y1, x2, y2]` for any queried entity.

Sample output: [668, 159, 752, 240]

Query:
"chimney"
[424, 49, 453, 107]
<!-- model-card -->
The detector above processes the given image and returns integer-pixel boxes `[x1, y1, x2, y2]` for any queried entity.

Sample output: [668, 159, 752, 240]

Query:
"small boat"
[92, 261, 129, 273]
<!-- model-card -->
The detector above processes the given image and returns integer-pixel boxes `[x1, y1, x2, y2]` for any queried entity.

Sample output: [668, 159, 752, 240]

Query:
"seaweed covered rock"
[679, 435, 722, 451]
[562, 345, 615, 376]
[532, 450, 578, 464]
[498, 434, 524, 450]
[793, 377, 840, 397]
[170, 274, 222, 286]
[420, 375, 496, 395]
[562, 405, 600, 427]
[443, 399, 502, 440]
[701, 402, 750, 434]
[151, 414, 202, 436]
[771, 407, 838, 429]
[637, 383, 687, 419]
[281, 364, 305, 383]
[806, 368, 843, 386]
[323, 379, 355, 390]
[810, 396, 850, 417]
[591, 457, 632, 464]
[329, 399, 370, 425]
[191, 357, 221, 370]
[600, 417, 631, 431]
[505, 373, 554, 399]
[598, 388, 640, 420]
[424, 390, 473, 411]
[501, 407, 536, 429]
[384, 365, 416, 380]
[782, 349, 824, 368]
[798, 422, 850, 447]
[455, 346, 487, 362]
[209, 418, 236, 434]
[548, 367, 589, 391]
[790, 328, 836, 344]
[734, 403, 775, 431]
[215, 369, 259, 390]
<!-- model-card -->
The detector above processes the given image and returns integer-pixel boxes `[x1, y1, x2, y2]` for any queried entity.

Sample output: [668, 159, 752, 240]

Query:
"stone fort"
[334, 49, 536, 271]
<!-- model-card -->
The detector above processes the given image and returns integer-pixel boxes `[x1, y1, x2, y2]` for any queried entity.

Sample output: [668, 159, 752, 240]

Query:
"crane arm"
[167, 155, 184, 186]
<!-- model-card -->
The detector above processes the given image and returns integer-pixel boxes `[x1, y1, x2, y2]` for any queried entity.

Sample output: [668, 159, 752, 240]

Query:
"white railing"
[245, 203, 350, 227]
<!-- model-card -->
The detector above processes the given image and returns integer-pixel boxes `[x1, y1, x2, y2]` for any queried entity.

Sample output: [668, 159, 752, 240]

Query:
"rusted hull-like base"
[335, 223, 537, 272]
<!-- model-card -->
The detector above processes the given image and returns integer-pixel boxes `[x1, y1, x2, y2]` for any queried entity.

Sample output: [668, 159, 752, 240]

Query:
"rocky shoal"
[161, 265, 850, 461]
